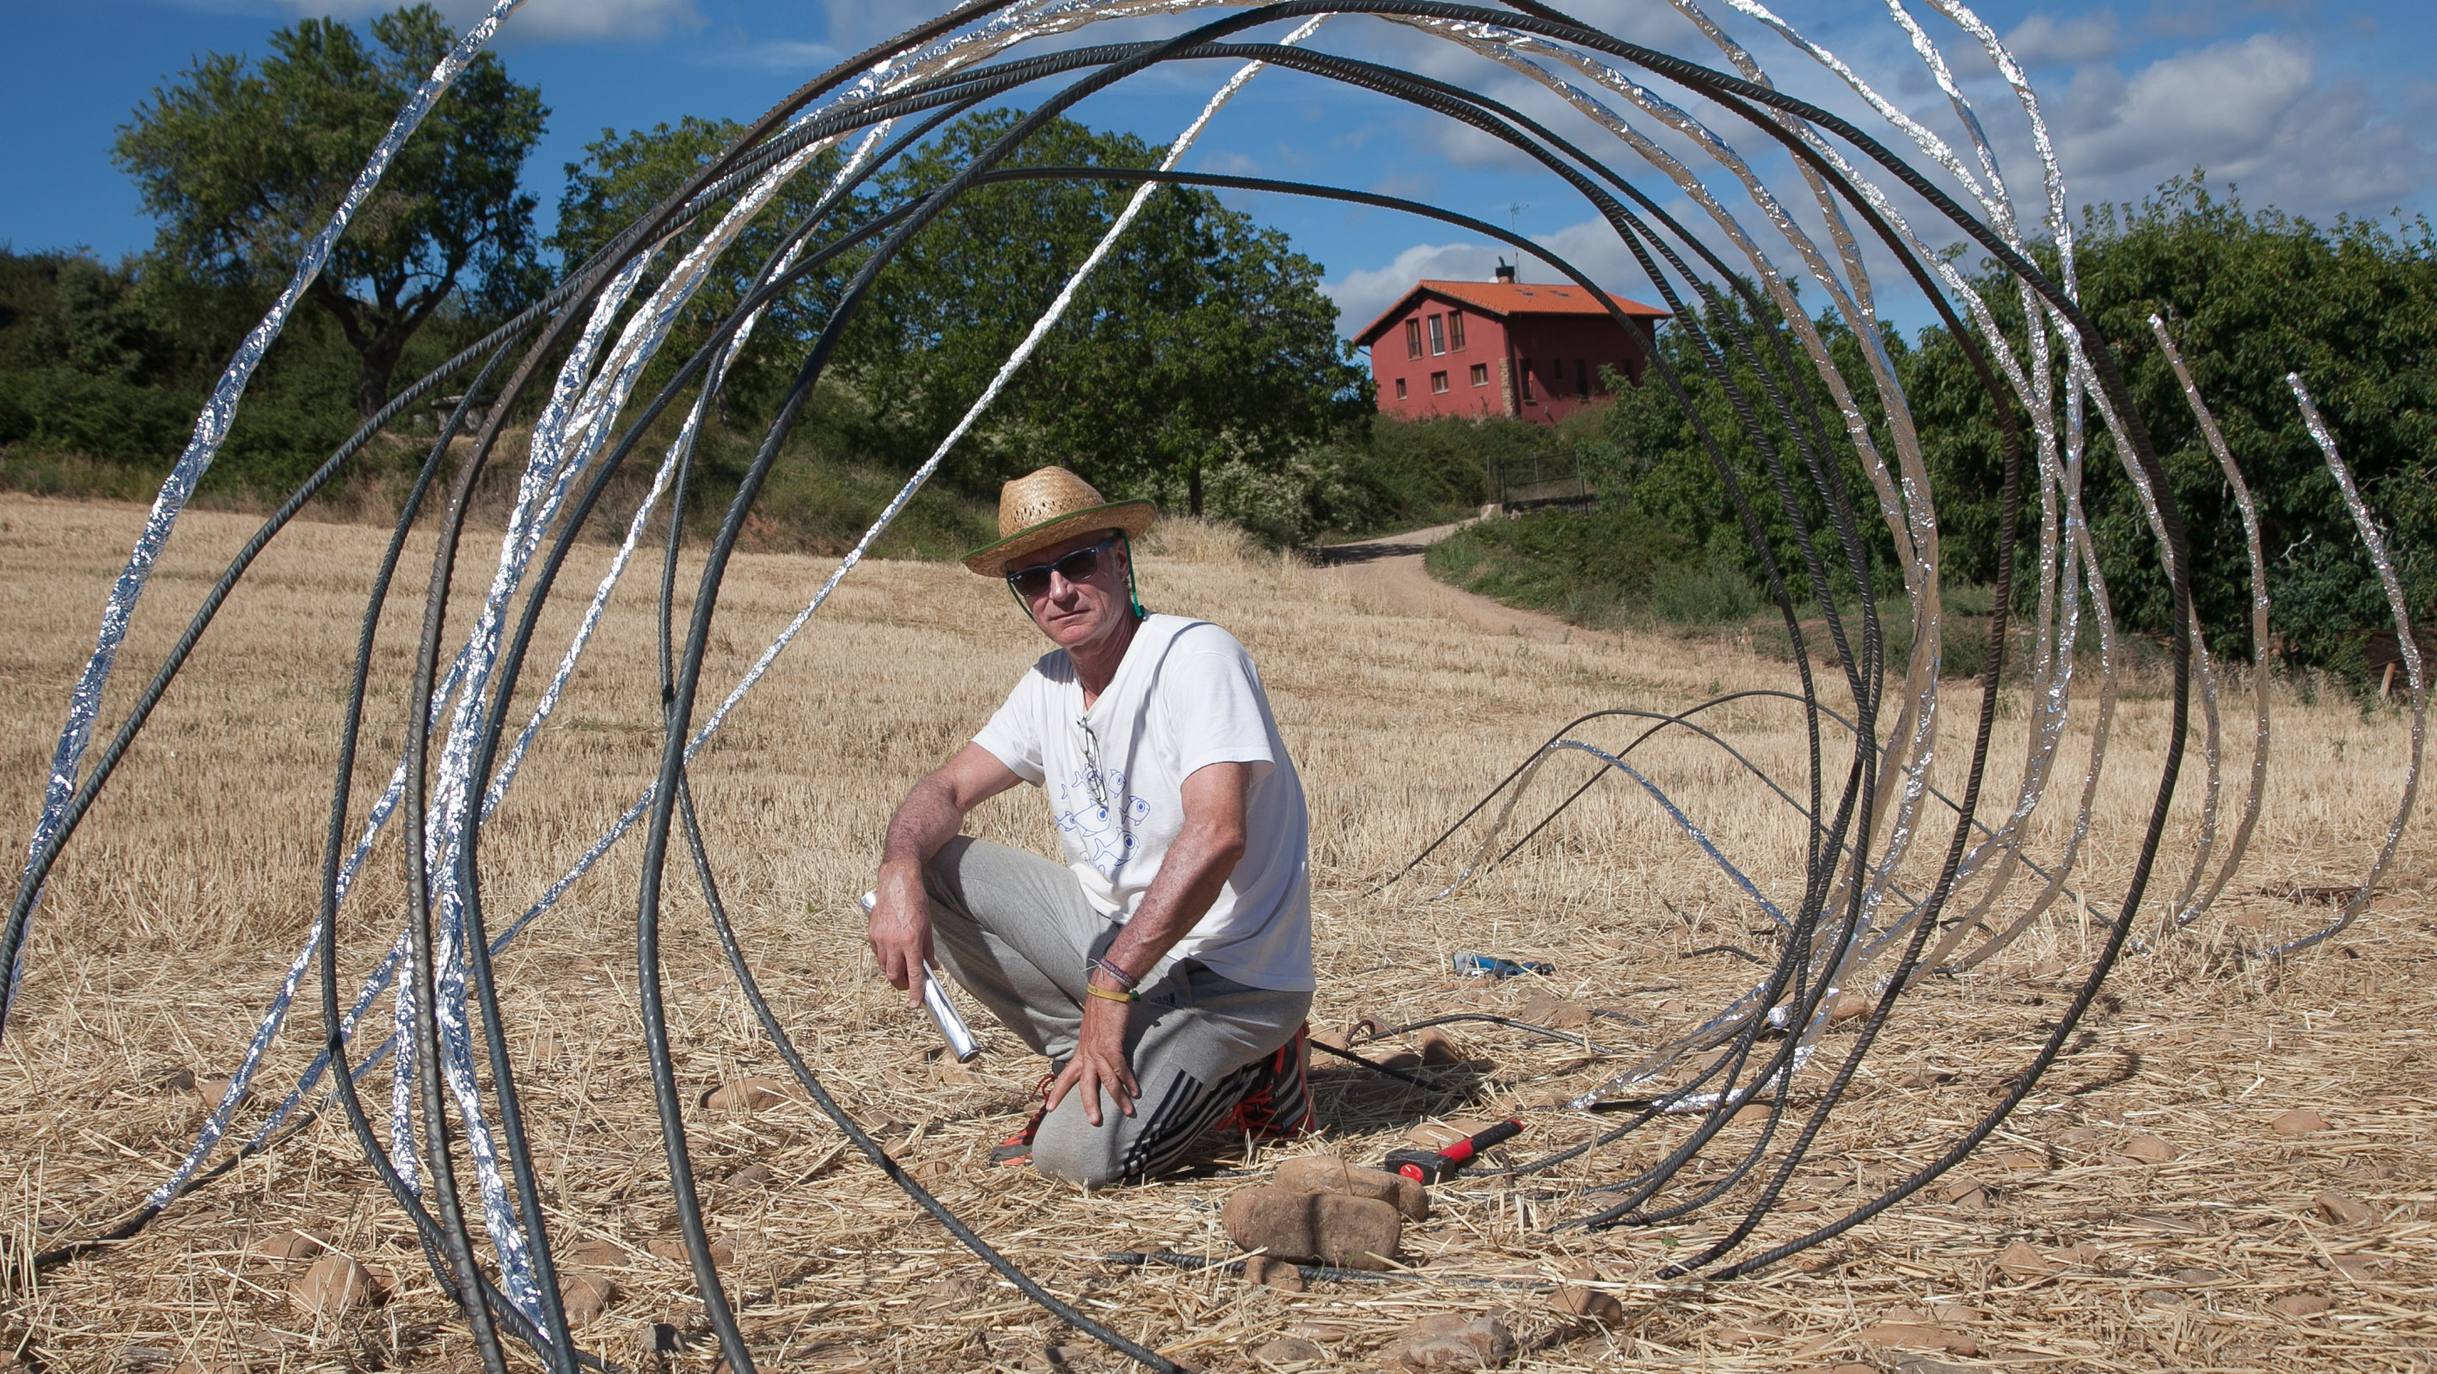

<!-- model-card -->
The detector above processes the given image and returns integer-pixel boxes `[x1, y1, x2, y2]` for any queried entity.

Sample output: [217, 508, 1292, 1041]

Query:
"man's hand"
[1040, 760, 1253, 1130]
[867, 862, 933, 1010]
[871, 745, 1022, 1009]
[1045, 993, 1137, 1127]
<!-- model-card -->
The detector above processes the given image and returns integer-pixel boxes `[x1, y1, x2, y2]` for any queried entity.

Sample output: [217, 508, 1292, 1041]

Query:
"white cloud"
[1325, 217, 1689, 341]
[2059, 34, 2311, 179]
[2001, 12, 2123, 67]
[803, 0, 952, 56]
[511, 0, 701, 42]
[262, 0, 703, 42]
[1195, 149, 1265, 178]
[1327, 239, 1501, 338]
[720, 38, 845, 74]
[1523, 216, 1675, 304]
[2051, 33, 2431, 211]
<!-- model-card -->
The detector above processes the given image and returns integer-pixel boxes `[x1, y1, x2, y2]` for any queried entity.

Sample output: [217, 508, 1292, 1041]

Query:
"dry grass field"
[2, 493, 2431, 1372]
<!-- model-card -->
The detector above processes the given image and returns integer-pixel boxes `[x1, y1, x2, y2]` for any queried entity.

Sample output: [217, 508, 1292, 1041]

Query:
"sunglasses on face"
[1005, 532, 1122, 599]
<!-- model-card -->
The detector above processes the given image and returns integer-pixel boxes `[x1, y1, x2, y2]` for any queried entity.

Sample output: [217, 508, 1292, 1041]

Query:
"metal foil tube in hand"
[859, 891, 980, 1063]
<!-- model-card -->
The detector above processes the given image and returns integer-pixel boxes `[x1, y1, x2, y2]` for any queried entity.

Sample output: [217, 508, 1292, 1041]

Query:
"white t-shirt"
[973, 614, 1313, 991]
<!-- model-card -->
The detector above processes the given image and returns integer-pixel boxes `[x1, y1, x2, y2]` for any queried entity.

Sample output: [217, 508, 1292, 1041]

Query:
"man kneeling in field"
[866, 466, 1314, 1186]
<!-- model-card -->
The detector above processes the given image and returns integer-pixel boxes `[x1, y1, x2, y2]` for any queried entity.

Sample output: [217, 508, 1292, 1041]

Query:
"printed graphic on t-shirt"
[1055, 766, 1152, 878]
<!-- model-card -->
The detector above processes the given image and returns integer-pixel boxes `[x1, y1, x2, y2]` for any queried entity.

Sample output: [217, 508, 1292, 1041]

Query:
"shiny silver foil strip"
[1456, 3, 2146, 1083]
[151, 0, 1306, 1230]
[1405, 18, 1954, 971]
[390, 92, 884, 1310]
[1887, 6, 2081, 978]
[1731, 0, 2117, 984]
[5, 0, 527, 1024]
[23, 4, 2420, 1298]
[153, 0, 1071, 1301]
[2271, 376, 2424, 956]
[1379, 14, 1950, 1102]
[1903, 6, 2161, 973]
[367, 0, 1135, 1315]
[1885, 1, 2012, 219]
[1808, 4, 2089, 991]
[1571, 26, 1955, 1043]
[1934, 7, 2117, 975]
[2150, 315, 2271, 935]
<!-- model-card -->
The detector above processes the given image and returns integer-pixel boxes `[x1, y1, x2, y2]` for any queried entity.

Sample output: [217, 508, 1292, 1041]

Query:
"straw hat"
[961, 466, 1157, 576]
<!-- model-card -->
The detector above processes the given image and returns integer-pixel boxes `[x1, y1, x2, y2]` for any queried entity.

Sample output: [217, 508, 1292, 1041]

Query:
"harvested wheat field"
[2, 493, 2431, 1372]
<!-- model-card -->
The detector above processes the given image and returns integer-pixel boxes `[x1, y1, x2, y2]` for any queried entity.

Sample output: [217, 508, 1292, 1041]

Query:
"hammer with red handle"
[1383, 1119, 1524, 1184]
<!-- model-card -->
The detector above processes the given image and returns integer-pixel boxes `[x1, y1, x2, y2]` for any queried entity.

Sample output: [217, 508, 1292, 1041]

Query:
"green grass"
[704, 451, 999, 561]
[0, 447, 167, 503]
[1424, 505, 1765, 632]
[1424, 506, 2121, 683]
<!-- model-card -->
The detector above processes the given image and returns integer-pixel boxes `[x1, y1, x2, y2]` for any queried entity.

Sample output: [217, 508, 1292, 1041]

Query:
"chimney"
[1493, 259, 1516, 283]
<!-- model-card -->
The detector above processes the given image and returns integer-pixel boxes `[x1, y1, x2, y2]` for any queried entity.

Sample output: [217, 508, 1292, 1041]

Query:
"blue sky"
[6, 0, 2434, 341]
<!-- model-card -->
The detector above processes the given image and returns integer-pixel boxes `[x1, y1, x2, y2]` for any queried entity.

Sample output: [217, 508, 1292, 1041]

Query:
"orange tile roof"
[1353, 278, 1670, 344]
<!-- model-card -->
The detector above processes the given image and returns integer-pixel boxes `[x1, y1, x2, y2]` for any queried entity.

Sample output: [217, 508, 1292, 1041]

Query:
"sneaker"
[1223, 1022, 1314, 1140]
[992, 1068, 1059, 1166]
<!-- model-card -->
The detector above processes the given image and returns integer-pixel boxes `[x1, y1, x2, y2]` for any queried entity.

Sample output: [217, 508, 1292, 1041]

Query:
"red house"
[1352, 265, 1670, 424]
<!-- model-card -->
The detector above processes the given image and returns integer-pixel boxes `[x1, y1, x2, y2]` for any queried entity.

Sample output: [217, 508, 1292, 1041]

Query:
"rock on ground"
[1272, 1153, 1429, 1221]
[1221, 1186, 1401, 1269]
[1381, 1314, 1515, 1371]
[290, 1252, 382, 1319]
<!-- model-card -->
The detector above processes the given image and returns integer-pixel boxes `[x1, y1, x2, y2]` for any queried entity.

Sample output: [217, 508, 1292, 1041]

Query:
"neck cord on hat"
[1121, 532, 1148, 619]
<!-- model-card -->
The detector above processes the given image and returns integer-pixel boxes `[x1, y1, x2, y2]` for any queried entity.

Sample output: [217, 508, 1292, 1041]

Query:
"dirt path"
[1310, 519, 1613, 645]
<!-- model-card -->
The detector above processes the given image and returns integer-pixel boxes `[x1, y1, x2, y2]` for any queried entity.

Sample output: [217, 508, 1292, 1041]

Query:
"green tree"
[0, 247, 400, 497]
[1593, 281, 1906, 608]
[549, 115, 850, 421]
[549, 109, 1367, 512]
[1908, 174, 2437, 670]
[844, 110, 1368, 508]
[0, 250, 201, 465]
[113, 4, 547, 419]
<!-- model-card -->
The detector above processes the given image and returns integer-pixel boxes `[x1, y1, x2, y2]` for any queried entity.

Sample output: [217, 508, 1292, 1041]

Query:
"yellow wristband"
[1084, 980, 1137, 1005]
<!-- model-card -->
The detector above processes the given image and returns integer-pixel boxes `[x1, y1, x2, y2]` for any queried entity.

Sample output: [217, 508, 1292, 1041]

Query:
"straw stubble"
[0, 496, 2430, 1371]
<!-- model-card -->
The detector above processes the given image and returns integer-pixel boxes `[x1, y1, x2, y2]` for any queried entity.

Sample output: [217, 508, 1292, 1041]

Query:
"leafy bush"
[1260, 414, 1592, 545]
[732, 450, 998, 559]
[1907, 175, 2436, 675]
[1589, 174, 2436, 679]
[0, 366, 197, 468]
[1424, 505, 1763, 631]
[1646, 550, 1768, 626]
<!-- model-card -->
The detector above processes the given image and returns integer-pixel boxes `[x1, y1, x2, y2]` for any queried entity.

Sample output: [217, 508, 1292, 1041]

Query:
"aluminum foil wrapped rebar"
[2, 4, 2424, 1369]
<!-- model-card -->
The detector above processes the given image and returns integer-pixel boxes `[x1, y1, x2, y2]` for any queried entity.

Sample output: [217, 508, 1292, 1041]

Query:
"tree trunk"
[354, 336, 403, 421]
[1187, 460, 1204, 517]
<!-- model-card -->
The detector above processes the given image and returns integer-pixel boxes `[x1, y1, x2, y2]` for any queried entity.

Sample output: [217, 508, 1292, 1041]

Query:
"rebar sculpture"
[3, 3, 2424, 1370]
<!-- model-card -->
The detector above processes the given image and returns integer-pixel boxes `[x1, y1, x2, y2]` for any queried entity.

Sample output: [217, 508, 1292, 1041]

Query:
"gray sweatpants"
[922, 837, 1310, 1187]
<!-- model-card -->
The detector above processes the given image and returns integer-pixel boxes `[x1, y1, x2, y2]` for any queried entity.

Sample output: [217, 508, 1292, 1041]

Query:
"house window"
[1519, 358, 1533, 401]
[1577, 358, 1590, 396]
[1430, 370, 1450, 394]
[1394, 377, 1408, 400]
[1448, 310, 1466, 351]
[1404, 319, 1422, 358]
[1427, 313, 1446, 355]
[1469, 363, 1488, 387]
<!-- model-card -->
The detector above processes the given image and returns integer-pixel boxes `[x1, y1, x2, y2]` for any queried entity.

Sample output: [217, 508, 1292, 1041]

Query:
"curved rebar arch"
[4, 2, 2426, 1368]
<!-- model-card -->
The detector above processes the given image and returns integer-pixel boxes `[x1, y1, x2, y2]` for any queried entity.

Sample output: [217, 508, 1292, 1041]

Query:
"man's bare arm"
[1099, 761, 1252, 980]
[1048, 760, 1254, 1124]
[870, 743, 1023, 1004]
